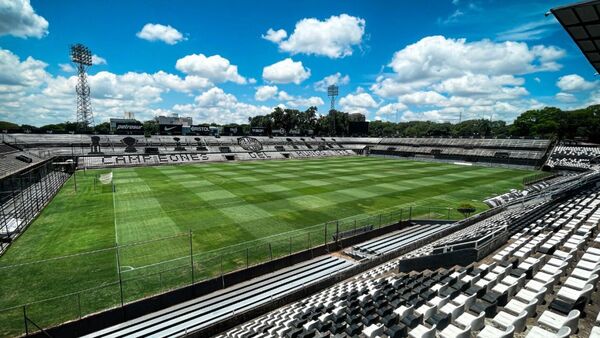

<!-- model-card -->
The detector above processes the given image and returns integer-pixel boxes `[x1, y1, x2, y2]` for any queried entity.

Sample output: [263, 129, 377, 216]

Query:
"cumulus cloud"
[555, 92, 577, 103]
[375, 102, 407, 120]
[369, 35, 566, 121]
[556, 74, 596, 92]
[188, 87, 272, 124]
[339, 92, 379, 115]
[255, 85, 278, 101]
[58, 63, 75, 73]
[265, 14, 365, 58]
[175, 53, 246, 84]
[262, 28, 287, 43]
[92, 54, 107, 65]
[432, 74, 528, 99]
[0, 48, 48, 87]
[276, 91, 324, 108]
[0, 47, 221, 125]
[399, 91, 448, 106]
[0, 0, 48, 38]
[388, 36, 564, 84]
[136, 23, 186, 44]
[262, 58, 310, 84]
[314, 72, 350, 92]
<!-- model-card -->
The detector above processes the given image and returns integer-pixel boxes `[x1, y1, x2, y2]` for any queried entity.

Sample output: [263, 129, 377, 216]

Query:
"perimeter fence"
[0, 205, 460, 337]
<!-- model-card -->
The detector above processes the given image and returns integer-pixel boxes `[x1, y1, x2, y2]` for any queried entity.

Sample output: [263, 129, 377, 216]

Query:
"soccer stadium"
[2, 0, 600, 337]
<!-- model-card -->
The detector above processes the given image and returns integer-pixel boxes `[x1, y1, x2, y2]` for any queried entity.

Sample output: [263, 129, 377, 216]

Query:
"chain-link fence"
[0, 205, 457, 337]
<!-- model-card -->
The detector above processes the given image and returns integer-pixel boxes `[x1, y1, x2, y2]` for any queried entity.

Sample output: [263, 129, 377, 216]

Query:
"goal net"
[99, 172, 113, 185]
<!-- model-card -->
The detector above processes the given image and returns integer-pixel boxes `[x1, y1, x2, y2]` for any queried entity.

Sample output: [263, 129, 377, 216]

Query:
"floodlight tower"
[327, 85, 339, 111]
[327, 85, 339, 135]
[70, 44, 94, 131]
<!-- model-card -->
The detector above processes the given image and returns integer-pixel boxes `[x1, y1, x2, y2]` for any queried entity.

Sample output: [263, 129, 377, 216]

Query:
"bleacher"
[0, 143, 45, 179]
[218, 188, 600, 338]
[80, 256, 354, 338]
[371, 138, 551, 168]
[347, 223, 454, 260]
[546, 144, 600, 171]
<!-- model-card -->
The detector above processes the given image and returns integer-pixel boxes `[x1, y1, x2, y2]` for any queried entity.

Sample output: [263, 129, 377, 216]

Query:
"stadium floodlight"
[327, 85, 339, 111]
[70, 44, 94, 130]
[70, 44, 93, 66]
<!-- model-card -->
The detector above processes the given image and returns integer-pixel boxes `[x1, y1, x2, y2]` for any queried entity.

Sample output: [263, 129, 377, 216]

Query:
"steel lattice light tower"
[70, 44, 94, 130]
[327, 85, 338, 111]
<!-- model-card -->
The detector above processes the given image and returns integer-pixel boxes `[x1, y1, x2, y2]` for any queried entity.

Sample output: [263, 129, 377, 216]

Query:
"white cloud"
[555, 92, 577, 103]
[255, 85, 278, 101]
[497, 19, 558, 41]
[556, 74, 596, 92]
[190, 87, 272, 124]
[175, 53, 246, 84]
[375, 102, 407, 119]
[152, 71, 212, 92]
[339, 92, 378, 115]
[0, 0, 48, 38]
[136, 23, 185, 45]
[274, 90, 324, 108]
[432, 74, 528, 99]
[388, 36, 563, 85]
[262, 28, 287, 43]
[370, 76, 429, 97]
[267, 14, 365, 58]
[314, 72, 350, 92]
[92, 54, 107, 65]
[369, 35, 566, 121]
[0, 48, 48, 86]
[58, 63, 75, 73]
[0, 47, 215, 125]
[399, 91, 448, 106]
[262, 58, 310, 84]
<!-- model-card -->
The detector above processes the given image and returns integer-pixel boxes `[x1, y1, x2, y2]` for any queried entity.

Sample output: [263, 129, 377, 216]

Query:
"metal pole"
[77, 293, 82, 319]
[23, 305, 28, 336]
[189, 230, 194, 284]
[220, 256, 224, 288]
[115, 245, 124, 308]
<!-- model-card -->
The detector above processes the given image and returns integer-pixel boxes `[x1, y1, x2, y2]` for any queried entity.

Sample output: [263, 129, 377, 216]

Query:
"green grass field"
[0, 156, 535, 336]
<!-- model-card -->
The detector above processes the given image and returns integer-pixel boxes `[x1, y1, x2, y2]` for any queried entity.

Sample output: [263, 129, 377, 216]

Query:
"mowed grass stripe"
[0, 157, 533, 314]
[112, 162, 502, 223]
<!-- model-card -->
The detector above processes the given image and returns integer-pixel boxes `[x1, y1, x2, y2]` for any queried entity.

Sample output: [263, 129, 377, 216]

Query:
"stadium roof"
[551, 0, 600, 73]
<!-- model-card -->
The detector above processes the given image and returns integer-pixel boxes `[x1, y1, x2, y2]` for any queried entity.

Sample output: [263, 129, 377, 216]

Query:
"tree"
[143, 120, 159, 136]
[94, 122, 111, 134]
[457, 203, 477, 218]
[0, 121, 19, 131]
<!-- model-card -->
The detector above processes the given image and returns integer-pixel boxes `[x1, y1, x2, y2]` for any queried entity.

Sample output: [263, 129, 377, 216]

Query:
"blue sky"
[0, 0, 598, 126]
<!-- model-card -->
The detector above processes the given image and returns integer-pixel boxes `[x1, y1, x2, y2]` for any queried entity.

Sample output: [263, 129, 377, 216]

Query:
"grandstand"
[2, 127, 600, 337]
[372, 138, 551, 169]
[546, 142, 600, 171]
[5, 0, 600, 335]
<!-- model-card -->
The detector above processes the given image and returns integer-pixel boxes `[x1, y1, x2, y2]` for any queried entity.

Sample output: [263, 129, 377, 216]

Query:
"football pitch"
[0, 156, 535, 336]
